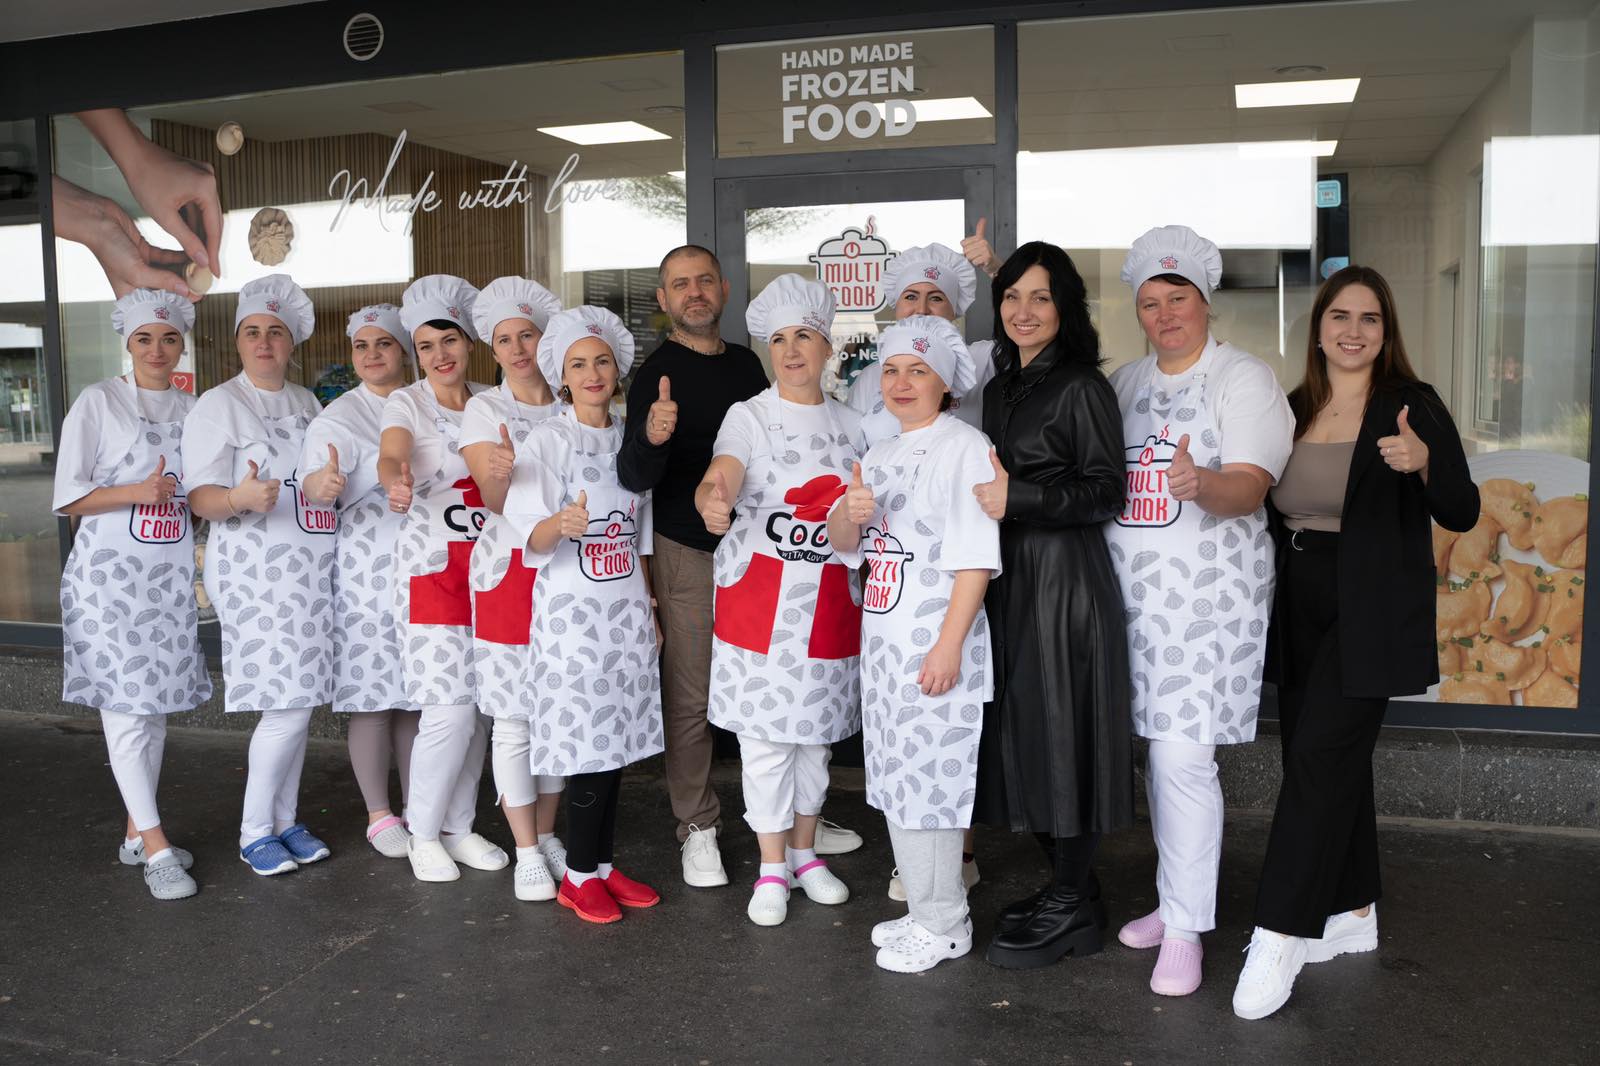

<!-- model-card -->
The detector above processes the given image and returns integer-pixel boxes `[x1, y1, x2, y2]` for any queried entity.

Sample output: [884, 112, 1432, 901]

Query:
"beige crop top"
[1271, 440, 1355, 532]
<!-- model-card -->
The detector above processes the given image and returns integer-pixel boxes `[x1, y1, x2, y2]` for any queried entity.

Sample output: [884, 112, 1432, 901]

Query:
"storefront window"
[1019, 0, 1599, 713]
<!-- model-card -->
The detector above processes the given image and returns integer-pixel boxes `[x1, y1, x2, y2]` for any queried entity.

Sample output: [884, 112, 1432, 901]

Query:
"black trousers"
[1254, 531, 1388, 938]
[565, 768, 623, 874]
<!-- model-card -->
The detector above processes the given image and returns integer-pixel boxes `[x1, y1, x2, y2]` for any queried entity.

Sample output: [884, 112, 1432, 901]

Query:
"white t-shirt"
[1108, 337, 1295, 482]
[182, 373, 322, 489]
[53, 376, 198, 513]
[380, 378, 488, 485]
[713, 392, 866, 468]
[459, 386, 561, 449]
[300, 384, 391, 506]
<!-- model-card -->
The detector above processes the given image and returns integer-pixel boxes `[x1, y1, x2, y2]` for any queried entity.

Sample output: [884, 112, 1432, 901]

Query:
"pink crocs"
[1149, 937, 1203, 997]
[1118, 909, 1166, 950]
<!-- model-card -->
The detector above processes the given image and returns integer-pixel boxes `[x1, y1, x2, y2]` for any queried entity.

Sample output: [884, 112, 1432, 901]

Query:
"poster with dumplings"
[1418, 451, 1589, 709]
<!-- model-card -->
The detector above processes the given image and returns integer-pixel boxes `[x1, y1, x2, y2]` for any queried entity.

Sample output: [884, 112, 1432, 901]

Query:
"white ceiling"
[0, 0, 306, 43]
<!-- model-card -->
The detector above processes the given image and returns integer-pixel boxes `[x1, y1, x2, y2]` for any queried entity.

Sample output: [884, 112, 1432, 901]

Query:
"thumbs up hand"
[1377, 405, 1429, 474]
[388, 460, 414, 514]
[234, 458, 280, 513]
[133, 454, 176, 506]
[961, 217, 1000, 278]
[489, 423, 517, 484]
[972, 447, 1010, 520]
[846, 461, 876, 523]
[306, 443, 346, 504]
[558, 488, 591, 537]
[700, 469, 734, 535]
[1167, 434, 1201, 501]
[646, 376, 677, 445]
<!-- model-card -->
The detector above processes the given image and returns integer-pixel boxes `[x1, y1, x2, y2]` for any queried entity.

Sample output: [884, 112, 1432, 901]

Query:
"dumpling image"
[1448, 512, 1502, 580]
[1437, 638, 1463, 677]
[1549, 636, 1581, 682]
[1543, 570, 1585, 644]
[1481, 559, 1550, 643]
[1533, 495, 1587, 569]
[1479, 479, 1537, 551]
[1440, 674, 1511, 705]
[1524, 667, 1578, 708]
[1437, 577, 1492, 639]
[1432, 526, 1460, 578]
[1464, 637, 1545, 690]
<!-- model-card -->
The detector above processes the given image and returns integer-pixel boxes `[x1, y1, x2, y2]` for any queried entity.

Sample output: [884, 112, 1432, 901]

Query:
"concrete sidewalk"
[2, 709, 1596, 1065]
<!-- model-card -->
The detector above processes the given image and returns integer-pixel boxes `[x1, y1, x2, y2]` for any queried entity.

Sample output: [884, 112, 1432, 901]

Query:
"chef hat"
[537, 305, 636, 387]
[784, 475, 848, 522]
[235, 273, 315, 345]
[111, 288, 194, 339]
[400, 274, 480, 342]
[345, 303, 413, 357]
[876, 314, 976, 397]
[1120, 224, 1224, 304]
[746, 273, 836, 342]
[473, 276, 563, 341]
[881, 243, 978, 317]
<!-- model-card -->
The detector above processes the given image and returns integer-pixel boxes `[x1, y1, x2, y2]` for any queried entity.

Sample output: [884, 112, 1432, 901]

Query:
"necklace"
[671, 327, 725, 356]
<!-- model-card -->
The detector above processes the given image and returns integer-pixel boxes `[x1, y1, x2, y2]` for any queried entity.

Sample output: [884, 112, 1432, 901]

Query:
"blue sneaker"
[280, 824, 331, 864]
[240, 835, 297, 876]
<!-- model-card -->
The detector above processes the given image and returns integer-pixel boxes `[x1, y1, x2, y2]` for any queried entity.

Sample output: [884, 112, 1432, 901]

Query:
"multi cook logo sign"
[779, 40, 918, 145]
[810, 217, 897, 313]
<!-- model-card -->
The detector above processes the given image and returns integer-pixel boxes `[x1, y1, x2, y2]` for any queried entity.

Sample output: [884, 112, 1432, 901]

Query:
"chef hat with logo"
[876, 314, 976, 397]
[472, 276, 563, 341]
[111, 288, 194, 339]
[345, 303, 413, 358]
[881, 243, 978, 317]
[746, 273, 836, 342]
[400, 274, 480, 342]
[537, 305, 636, 387]
[234, 273, 315, 345]
[1119, 224, 1225, 304]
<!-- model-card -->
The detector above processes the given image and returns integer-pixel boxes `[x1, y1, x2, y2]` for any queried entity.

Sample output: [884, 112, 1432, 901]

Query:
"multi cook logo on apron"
[1118, 425, 1182, 528]
[129, 473, 188, 544]
[445, 476, 489, 541]
[288, 478, 338, 535]
[765, 474, 847, 563]
[862, 519, 915, 614]
[576, 503, 638, 582]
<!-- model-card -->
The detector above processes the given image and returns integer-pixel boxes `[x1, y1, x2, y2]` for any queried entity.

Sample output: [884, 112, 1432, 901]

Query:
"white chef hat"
[537, 305, 636, 387]
[235, 273, 315, 345]
[400, 274, 480, 342]
[1120, 224, 1224, 304]
[746, 273, 836, 342]
[881, 243, 978, 316]
[111, 288, 194, 339]
[345, 303, 413, 357]
[473, 276, 563, 341]
[876, 314, 976, 397]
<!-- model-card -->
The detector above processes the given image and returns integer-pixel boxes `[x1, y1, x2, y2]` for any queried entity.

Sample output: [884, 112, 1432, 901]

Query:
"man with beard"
[619, 245, 863, 886]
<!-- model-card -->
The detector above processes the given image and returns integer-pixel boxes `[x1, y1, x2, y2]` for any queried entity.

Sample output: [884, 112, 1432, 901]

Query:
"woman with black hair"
[971, 242, 1134, 969]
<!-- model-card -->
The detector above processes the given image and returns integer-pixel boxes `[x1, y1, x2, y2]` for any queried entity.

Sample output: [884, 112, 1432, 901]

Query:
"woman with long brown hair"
[1232, 265, 1478, 1020]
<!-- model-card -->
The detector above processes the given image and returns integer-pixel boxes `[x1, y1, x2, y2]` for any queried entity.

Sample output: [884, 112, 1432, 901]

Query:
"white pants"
[887, 822, 968, 937]
[407, 703, 488, 840]
[240, 708, 314, 845]
[101, 709, 168, 832]
[738, 736, 830, 835]
[489, 716, 564, 808]
[1147, 738, 1224, 934]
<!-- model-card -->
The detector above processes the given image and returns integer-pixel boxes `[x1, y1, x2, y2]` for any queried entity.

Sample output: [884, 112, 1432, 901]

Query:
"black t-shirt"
[618, 339, 769, 553]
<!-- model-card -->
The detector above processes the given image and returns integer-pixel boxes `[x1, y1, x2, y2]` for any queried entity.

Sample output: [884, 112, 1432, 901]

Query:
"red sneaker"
[558, 875, 621, 924]
[602, 868, 660, 908]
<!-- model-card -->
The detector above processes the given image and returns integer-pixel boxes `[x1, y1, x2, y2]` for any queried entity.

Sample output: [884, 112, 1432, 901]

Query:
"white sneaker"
[407, 838, 461, 883]
[680, 825, 729, 888]
[887, 867, 907, 902]
[1307, 904, 1378, 963]
[747, 878, 790, 927]
[871, 913, 917, 947]
[443, 832, 509, 872]
[539, 837, 569, 881]
[514, 852, 557, 902]
[875, 919, 973, 973]
[788, 858, 849, 905]
[814, 819, 863, 856]
[1232, 928, 1308, 1020]
[962, 858, 981, 892]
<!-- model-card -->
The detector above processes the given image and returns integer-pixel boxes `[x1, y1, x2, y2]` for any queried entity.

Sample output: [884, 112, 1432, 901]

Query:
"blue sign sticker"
[1315, 179, 1342, 209]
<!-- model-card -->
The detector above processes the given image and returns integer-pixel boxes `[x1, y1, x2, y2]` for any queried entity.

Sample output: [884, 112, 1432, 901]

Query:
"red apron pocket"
[808, 561, 863, 660]
[473, 550, 537, 645]
[409, 540, 476, 627]
[714, 552, 782, 654]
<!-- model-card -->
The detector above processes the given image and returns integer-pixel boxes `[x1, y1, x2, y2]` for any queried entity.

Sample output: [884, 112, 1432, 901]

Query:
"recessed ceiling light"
[1235, 78, 1359, 109]
[536, 121, 672, 145]
[365, 100, 433, 114]
[1237, 139, 1339, 158]
[871, 96, 991, 122]
[644, 105, 684, 114]
[1273, 64, 1327, 77]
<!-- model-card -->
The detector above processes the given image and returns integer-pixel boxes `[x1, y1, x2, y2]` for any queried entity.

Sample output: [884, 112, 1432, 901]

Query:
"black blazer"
[1265, 380, 1479, 699]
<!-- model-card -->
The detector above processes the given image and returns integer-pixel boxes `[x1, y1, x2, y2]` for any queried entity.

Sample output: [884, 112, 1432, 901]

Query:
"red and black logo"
[765, 474, 846, 563]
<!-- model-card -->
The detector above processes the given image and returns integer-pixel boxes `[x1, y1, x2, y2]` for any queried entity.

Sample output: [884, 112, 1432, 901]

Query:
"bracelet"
[225, 488, 239, 517]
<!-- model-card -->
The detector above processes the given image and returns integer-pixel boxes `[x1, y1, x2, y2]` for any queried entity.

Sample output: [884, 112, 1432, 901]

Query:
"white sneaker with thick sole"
[1232, 928, 1308, 1020]
[871, 913, 917, 947]
[514, 851, 557, 901]
[1307, 904, 1378, 963]
[539, 837, 569, 881]
[814, 819, 863, 856]
[408, 838, 461, 883]
[747, 877, 790, 926]
[887, 868, 907, 902]
[875, 919, 973, 973]
[443, 832, 509, 872]
[680, 825, 729, 888]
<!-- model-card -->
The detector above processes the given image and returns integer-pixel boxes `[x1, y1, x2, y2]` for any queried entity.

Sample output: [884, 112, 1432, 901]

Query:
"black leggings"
[565, 769, 623, 874]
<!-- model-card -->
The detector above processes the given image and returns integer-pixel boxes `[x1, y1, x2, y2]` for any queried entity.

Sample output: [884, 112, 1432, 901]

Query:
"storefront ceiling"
[0, 0, 307, 43]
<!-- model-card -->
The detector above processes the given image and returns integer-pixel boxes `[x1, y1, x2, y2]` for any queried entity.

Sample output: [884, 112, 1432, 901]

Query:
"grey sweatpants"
[887, 822, 969, 937]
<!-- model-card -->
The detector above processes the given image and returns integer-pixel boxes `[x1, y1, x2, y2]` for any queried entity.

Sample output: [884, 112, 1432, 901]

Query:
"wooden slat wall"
[150, 120, 547, 391]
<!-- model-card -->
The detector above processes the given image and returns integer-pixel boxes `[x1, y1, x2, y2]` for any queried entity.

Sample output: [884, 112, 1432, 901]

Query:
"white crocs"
[407, 838, 460, 883]
[539, 837, 569, 881]
[875, 919, 972, 973]
[871, 913, 917, 947]
[143, 851, 198, 901]
[443, 832, 509, 872]
[365, 815, 410, 859]
[788, 859, 849, 905]
[514, 851, 557, 902]
[120, 839, 193, 870]
[747, 875, 790, 927]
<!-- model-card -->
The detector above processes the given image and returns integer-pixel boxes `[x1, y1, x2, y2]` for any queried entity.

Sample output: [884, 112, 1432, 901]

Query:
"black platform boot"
[985, 835, 1103, 969]
[995, 834, 1107, 935]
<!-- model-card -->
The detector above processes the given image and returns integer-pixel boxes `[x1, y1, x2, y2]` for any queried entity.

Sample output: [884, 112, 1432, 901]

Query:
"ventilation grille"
[343, 13, 384, 61]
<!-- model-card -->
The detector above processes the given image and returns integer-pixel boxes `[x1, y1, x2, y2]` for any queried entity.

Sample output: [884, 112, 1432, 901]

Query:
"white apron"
[1102, 358, 1273, 744]
[708, 389, 862, 744]
[204, 391, 337, 714]
[393, 387, 485, 706]
[61, 381, 211, 714]
[858, 434, 990, 831]
[470, 384, 554, 719]
[328, 387, 416, 714]
[526, 418, 663, 775]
